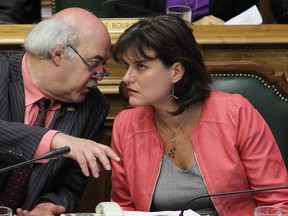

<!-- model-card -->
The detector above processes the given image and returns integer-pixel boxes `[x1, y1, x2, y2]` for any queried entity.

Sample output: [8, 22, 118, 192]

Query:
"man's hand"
[193, 15, 225, 25]
[14, 202, 65, 216]
[51, 133, 121, 178]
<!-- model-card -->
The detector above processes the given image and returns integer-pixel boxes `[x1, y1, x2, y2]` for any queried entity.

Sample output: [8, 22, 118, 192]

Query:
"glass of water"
[166, 5, 192, 23]
[0, 207, 12, 216]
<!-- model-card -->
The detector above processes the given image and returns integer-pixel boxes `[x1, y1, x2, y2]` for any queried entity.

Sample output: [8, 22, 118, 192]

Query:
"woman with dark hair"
[110, 15, 288, 215]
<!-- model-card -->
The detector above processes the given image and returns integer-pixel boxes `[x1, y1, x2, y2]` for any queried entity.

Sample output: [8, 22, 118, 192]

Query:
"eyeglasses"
[69, 45, 110, 78]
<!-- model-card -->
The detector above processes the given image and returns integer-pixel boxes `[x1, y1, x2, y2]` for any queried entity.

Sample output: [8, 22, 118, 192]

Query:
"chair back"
[207, 61, 288, 169]
[119, 61, 288, 169]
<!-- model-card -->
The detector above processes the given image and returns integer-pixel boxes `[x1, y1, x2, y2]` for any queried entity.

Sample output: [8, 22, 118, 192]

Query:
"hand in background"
[14, 202, 65, 216]
[193, 15, 225, 25]
[51, 133, 121, 178]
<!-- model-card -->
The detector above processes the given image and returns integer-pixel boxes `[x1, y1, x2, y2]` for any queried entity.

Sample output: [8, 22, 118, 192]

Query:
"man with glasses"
[0, 7, 120, 216]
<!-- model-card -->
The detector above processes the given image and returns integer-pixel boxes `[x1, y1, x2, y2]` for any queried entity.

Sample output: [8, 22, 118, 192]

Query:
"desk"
[191, 25, 288, 80]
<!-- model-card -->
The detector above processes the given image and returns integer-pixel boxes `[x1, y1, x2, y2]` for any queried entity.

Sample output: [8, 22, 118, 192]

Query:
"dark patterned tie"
[0, 98, 51, 211]
[33, 98, 51, 127]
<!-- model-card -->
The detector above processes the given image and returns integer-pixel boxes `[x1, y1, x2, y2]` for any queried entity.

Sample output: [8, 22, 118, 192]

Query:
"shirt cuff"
[33, 130, 59, 163]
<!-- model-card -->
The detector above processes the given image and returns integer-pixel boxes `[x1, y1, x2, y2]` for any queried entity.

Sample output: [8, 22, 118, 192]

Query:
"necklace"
[156, 111, 191, 159]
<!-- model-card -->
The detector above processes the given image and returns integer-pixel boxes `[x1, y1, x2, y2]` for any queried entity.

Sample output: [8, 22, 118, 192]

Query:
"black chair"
[0, 0, 41, 24]
[119, 61, 288, 169]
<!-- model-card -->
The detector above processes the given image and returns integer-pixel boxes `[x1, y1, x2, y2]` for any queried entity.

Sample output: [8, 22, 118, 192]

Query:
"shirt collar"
[22, 53, 60, 110]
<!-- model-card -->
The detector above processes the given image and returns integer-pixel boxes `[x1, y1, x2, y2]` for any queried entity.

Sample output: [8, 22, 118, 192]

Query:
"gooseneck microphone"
[0, 146, 70, 173]
[179, 185, 288, 216]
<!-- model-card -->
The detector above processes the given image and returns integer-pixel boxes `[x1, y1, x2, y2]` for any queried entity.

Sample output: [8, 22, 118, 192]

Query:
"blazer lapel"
[9, 52, 25, 122]
[49, 103, 78, 133]
[9, 82, 25, 122]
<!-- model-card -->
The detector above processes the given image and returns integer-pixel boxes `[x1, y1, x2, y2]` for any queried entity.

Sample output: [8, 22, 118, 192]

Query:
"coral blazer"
[111, 91, 288, 215]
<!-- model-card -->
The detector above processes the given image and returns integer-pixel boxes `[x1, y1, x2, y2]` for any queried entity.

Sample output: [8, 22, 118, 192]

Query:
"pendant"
[168, 133, 176, 159]
[168, 147, 176, 158]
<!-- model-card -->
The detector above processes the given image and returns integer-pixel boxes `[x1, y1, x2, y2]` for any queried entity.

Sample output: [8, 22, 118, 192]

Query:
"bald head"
[53, 7, 108, 37]
[24, 7, 111, 59]
[53, 7, 102, 26]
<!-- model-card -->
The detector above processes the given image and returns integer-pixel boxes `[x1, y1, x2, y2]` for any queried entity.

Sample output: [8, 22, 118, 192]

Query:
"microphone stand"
[0, 146, 70, 173]
[179, 185, 288, 216]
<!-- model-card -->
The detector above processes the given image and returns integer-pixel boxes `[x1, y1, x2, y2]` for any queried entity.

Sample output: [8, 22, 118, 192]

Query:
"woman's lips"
[127, 88, 138, 94]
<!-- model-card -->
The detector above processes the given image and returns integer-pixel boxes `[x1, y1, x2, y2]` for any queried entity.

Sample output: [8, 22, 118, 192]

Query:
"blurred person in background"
[113, 0, 256, 24]
[0, 0, 41, 24]
[270, 0, 288, 24]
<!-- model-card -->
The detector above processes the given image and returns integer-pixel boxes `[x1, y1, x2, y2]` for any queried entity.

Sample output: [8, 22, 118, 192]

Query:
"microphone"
[98, 0, 159, 18]
[179, 185, 288, 216]
[0, 146, 70, 173]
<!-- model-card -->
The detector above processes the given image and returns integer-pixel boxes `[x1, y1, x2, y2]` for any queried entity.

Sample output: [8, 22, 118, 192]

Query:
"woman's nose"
[123, 69, 133, 83]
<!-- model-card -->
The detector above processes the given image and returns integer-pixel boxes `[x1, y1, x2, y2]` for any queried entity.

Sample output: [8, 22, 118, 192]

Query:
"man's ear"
[51, 46, 64, 66]
[171, 62, 185, 83]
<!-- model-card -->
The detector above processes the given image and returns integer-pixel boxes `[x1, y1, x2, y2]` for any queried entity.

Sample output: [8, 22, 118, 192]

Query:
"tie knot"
[37, 98, 51, 110]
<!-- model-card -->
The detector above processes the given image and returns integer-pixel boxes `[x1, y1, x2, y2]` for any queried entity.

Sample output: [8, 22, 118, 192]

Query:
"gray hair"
[24, 18, 78, 59]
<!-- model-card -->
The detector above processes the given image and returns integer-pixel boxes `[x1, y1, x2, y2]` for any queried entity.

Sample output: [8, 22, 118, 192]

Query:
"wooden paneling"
[1, 24, 287, 79]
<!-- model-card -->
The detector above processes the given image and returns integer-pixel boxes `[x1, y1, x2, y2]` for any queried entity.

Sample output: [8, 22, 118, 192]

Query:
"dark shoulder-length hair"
[112, 14, 211, 115]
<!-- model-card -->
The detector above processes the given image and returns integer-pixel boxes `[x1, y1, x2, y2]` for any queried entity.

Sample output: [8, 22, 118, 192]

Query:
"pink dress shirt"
[22, 53, 60, 159]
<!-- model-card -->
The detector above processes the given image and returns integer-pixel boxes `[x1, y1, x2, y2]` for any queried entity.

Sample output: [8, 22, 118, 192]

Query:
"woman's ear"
[171, 62, 185, 83]
[51, 46, 64, 66]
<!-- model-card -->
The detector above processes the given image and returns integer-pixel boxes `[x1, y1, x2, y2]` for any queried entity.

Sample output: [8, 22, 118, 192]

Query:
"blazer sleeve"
[110, 110, 136, 211]
[0, 51, 49, 164]
[231, 96, 288, 212]
[0, 120, 49, 163]
[29, 90, 110, 212]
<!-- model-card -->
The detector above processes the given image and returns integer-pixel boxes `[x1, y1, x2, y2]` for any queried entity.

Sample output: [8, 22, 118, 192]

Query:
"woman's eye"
[137, 64, 146, 70]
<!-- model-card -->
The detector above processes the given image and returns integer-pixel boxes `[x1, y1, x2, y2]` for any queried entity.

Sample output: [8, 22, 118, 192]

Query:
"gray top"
[151, 156, 218, 215]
